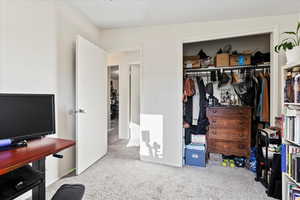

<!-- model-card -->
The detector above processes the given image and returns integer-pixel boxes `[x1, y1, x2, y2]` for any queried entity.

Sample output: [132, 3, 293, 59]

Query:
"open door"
[76, 36, 107, 175]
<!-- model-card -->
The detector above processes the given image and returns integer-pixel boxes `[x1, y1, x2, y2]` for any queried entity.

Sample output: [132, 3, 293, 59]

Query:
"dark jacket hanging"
[196, 77, 209, 135]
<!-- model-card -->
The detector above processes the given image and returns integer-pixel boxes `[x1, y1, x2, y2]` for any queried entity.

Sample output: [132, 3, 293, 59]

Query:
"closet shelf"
[184, 64, 270, 73]
[283, 64, 300, 70]
[284, 173, 300, 187]
[286, 139, 300, 147]
[284, 103, 300, 106]
[284, 103, 300, 110]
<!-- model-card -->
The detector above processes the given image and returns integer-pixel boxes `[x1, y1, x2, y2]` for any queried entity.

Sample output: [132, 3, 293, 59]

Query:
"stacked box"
[216, 53, 229, 67]
[185, 143, 206, 167]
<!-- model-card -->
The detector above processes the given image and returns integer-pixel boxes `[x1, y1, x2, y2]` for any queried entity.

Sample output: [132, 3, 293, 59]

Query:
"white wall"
[108, 51, 141, 139]
[0, 1, 59, 188]
[0, 0, 102, 199]
[100, 14, 300, 167]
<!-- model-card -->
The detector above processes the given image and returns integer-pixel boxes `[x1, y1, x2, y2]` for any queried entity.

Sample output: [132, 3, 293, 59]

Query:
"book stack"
[285, 110, 300, 143]
[287, 182, 300, 200]
[282, 145, 300, 182]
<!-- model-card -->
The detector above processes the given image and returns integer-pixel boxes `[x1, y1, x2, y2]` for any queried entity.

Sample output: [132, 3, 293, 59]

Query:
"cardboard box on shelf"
[230, 54, 251, 66]
[184, 56, 201, 68]
[183, 56, 200, 61]
[216, 53, 229, 67]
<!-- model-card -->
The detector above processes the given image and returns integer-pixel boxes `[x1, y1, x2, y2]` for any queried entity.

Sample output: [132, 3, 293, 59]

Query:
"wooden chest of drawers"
[206, 106, 251, 157]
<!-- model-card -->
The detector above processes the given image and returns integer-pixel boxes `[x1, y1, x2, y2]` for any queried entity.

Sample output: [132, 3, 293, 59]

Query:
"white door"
[76, 36, 107, 175]
[128, 64, 141, 147]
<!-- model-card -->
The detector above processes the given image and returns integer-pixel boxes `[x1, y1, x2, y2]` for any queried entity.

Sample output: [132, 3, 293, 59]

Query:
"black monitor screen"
[0, 94, 55, 140]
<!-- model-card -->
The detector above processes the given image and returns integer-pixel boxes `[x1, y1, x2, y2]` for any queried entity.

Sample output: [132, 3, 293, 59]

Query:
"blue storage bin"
[185, 143, 206, 167]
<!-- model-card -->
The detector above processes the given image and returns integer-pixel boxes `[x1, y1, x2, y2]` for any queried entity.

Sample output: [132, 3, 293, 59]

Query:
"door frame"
[178, 26, 280, 167]
[106, 48, 143, 140]
[128, 62, 142, 139]
[107, 65, 120, 132]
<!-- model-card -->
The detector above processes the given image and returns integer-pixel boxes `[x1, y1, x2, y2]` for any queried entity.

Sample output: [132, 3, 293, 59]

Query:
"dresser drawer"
[208, 117, 249, 129]
[207, 107, 251, 118]
[208, 128, 248, 141]
[207, 139, 250, 157]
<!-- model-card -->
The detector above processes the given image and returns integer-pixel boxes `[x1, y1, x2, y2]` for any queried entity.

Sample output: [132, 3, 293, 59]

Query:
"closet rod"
[184, 64, 270, 74]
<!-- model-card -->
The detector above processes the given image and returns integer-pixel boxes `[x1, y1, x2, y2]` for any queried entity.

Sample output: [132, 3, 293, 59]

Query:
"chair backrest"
[52, 184, 85, 200]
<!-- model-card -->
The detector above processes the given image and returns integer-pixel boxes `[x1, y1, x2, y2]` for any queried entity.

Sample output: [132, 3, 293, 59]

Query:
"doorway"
[180, 30, 279, 166]
[107, 65, 120, 145]
[106, 51, 142, 160]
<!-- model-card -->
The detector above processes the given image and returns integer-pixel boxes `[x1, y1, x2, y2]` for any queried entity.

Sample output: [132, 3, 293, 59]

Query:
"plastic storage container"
[185, 143, 206, 167]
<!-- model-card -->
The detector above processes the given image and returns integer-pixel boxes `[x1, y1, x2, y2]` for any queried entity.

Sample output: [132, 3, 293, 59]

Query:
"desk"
[0, 137, 75, 200]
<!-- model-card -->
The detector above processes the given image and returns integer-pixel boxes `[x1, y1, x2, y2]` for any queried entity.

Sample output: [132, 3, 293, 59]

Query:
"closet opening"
[182, 33, 275, 171]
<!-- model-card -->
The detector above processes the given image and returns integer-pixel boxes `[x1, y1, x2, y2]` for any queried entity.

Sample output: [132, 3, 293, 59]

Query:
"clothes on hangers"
[232, 70, 255, 107]
[183, 67, 271, 145]
[184, 77, 209, 145]
[217, 71, 230, 88]
[184, 96, 193, 125]
[252, 73, 260, 121]
[262, 72, 270, 123]
[256, 72, 270, 123]
[183, 78, 195, 102]
[231, 71, 240, 84]
[197, 77, 207, 123]
[192, 78, 200, 125]
[210, 71, 217, 82]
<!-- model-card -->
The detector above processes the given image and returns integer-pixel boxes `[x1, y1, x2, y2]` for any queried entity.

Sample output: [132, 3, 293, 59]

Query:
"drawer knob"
[239, 144, 245, 149]
[239, 133, 243, 137]
[213, 110, 217, 113]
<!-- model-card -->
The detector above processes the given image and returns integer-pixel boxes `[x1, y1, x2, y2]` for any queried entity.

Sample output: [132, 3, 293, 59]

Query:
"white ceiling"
[64, 0, 300, 29]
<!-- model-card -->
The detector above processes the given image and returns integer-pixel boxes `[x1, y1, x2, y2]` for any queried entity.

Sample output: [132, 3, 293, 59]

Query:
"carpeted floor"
[46, 138, 273, 200]
[108, 119, 119, 145]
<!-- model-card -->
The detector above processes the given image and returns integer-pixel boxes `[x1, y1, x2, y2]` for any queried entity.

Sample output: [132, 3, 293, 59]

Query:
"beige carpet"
[46, 140, 273, 200]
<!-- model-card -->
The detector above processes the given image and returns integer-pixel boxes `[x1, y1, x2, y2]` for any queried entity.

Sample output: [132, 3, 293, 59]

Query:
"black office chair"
[51, 184, 85, 200]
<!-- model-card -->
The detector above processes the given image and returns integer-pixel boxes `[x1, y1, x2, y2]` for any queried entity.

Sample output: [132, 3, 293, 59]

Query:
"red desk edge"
[0, 137, 75, 175]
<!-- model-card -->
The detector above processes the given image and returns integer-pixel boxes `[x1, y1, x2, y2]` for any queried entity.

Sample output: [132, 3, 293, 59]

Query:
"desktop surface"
[0, 137, 75, 175]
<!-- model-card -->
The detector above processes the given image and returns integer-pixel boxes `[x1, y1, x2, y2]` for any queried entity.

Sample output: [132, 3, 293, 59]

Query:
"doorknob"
[75, 109, 86, 114]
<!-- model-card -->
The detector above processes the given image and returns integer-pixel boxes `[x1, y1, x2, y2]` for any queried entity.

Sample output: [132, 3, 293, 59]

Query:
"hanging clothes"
[183, 78, 195, 126]
[184, 96, 193, 125]
[261, 72, 270, 123]
[196, 77, 209, 135]
[184, 77, 209, 145]
[192, 78, 200, 125]
[256, 72, 264, 120]
[183, 78, 195, 102]
[252, 73, 259, 120]
[256, 72, 270, 123]
[232, 70, 256, 107]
